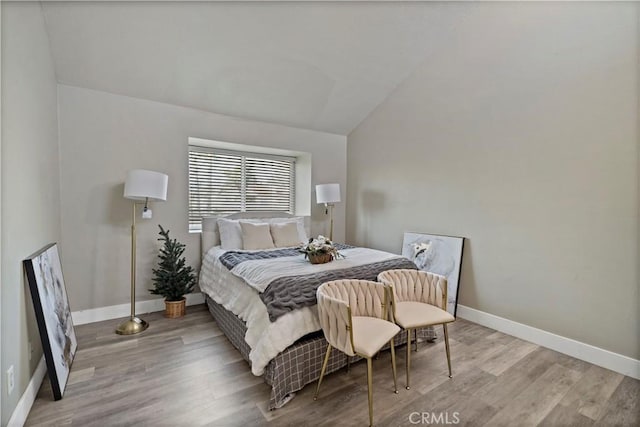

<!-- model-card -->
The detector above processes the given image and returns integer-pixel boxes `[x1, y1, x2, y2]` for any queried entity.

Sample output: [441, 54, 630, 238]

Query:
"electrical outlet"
[7, 365, 15, 395]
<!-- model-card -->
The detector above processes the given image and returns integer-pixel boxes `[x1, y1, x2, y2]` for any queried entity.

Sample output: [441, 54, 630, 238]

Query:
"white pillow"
[216, 216, 307, 250]
[271, 222, 302, 248]
[240, 222, 275, 250]
[269, 217, 308, 243]
[217, 218, 243, 250]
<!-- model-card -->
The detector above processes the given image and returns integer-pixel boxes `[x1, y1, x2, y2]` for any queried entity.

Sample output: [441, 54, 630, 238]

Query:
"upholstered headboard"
[201, 212, 311, 257]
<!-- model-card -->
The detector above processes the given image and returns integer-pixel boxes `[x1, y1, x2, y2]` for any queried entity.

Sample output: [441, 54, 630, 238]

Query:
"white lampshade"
[316, 183, 341, 204]
[124, 169, 168, 201]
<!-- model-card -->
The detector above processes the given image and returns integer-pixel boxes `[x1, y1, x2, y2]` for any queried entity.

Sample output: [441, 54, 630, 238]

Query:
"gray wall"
[1, 2, 61, 424]
[58, 85, 347, 312]
[347, 2, 639, 359]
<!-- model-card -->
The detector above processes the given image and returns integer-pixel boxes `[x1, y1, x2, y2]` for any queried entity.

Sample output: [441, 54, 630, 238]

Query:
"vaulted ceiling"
[41, 2, 458, 135]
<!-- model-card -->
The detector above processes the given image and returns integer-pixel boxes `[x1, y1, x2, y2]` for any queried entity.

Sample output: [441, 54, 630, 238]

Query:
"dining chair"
[378, 269, 455, 390]
[315, 279, 400, 426]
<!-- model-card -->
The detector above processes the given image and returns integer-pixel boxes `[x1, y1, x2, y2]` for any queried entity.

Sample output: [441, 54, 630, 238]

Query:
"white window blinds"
[188, 146, 295, 230]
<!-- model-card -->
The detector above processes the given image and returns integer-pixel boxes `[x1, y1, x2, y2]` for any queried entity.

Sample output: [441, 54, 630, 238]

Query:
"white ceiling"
[42, 2, 453, 135]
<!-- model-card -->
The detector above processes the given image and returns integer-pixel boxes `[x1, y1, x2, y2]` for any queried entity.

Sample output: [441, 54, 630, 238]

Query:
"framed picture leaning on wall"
[23, 243, 77, 400]
[401, 232, 465, 317]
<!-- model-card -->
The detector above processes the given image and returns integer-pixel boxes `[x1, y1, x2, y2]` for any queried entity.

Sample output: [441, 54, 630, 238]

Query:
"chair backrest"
[316, 280, 388, 356]
[378, 269, 448, 311]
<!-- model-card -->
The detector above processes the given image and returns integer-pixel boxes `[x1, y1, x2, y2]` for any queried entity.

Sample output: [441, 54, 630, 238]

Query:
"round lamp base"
[115, 317, 149, 335]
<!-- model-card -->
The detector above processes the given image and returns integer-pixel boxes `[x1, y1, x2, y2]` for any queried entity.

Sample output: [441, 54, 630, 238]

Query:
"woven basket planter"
[164, 297, 186, 318]
[308, 253, 333, 265]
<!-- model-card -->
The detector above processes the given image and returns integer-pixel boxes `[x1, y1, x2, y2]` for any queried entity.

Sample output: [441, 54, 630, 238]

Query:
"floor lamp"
[316, 183, 341, 242]
[116, 169, 169, 335]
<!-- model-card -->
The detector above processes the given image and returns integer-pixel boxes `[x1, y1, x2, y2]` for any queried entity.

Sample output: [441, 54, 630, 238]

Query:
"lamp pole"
[328, 203, 335, 241]
[116, 201, 149, 335]
[117, 169, 168, 335]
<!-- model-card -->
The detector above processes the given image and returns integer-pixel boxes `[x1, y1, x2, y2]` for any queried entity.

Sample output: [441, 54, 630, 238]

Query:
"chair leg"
[389, 338, 398, 394]
[443, 324, 452, 378]
[414, 329, 419, 352]
[406, 328, 411, 390]
[367, 357, 374, 427]
[314, 344, 332, 400]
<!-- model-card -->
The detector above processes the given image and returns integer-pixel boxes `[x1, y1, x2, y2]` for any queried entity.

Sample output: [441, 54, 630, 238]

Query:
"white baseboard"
[456, 304, 640, 380]
[71, 293, 205, 325]
[7, 356, 46, 427]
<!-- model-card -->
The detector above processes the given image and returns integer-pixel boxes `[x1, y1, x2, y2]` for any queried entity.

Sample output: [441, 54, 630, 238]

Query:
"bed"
[198, 212, 436, 409]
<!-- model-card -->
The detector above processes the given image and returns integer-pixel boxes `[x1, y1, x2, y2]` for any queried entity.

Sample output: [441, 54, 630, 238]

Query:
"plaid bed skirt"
[205, 295, 437, 409]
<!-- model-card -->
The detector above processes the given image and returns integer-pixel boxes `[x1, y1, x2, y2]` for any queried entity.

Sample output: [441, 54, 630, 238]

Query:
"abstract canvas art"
[24, 243, 77, 400]
[401, 232, 465, 316]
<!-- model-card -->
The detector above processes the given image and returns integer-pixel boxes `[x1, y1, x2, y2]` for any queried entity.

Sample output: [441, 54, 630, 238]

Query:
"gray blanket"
[219, 244, 353, 270]
[220, 248, 417, 322]
[262, 257, 418, 321]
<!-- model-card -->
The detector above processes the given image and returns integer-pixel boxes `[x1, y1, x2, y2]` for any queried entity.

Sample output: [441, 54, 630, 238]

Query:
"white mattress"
[199, 246, 321, 376]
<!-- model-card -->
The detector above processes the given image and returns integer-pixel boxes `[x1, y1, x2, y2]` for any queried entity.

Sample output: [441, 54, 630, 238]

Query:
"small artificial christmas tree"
[150, 225, 196, 302]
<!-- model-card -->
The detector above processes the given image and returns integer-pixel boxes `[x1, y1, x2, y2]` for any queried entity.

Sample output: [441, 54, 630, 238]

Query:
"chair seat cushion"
[394, 301, 455, 329]
[352, 316, 400, 358]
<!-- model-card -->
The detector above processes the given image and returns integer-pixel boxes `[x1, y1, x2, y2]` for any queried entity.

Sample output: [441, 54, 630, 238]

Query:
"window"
[188, 145, 296, 231]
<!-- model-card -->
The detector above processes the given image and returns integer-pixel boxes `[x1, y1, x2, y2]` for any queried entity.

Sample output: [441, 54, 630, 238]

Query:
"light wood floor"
[26, 304, 639, 426]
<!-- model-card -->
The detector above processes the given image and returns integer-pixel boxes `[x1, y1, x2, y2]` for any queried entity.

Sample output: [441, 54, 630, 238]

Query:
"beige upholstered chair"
[315, 279, 400, 427]
[378, 269, 455, 390]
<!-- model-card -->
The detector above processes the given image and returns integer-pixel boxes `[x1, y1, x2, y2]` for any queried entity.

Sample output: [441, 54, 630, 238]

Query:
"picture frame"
[401, 232, 465, 317]
[23, 243, 77, 400]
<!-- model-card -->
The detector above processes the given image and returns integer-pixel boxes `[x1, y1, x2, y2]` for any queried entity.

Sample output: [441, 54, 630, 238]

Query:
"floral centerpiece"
[299, 235, 344, 264]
